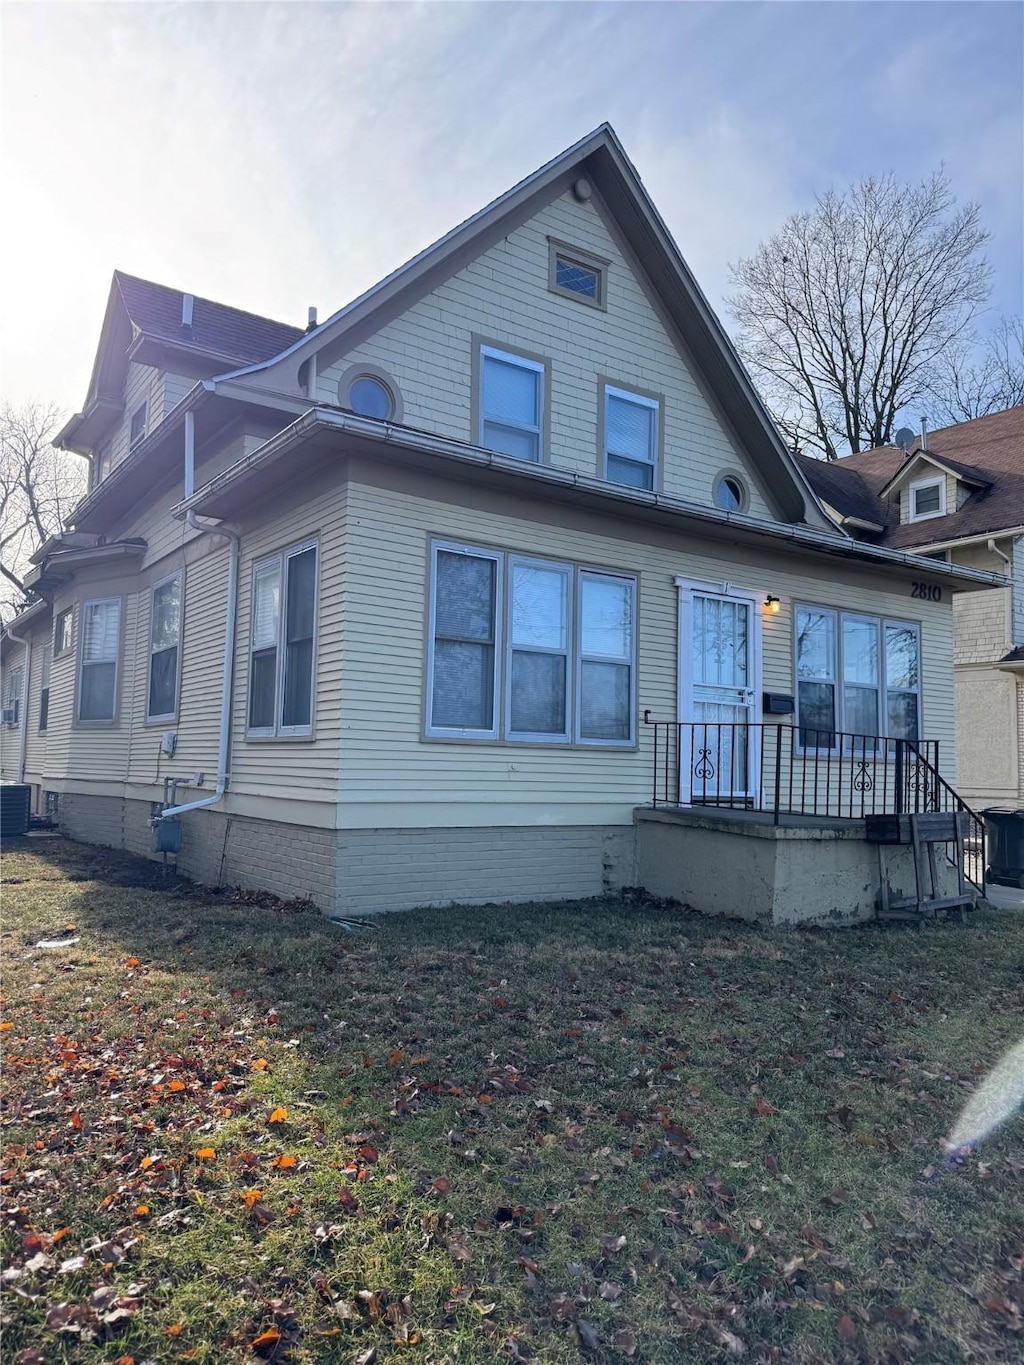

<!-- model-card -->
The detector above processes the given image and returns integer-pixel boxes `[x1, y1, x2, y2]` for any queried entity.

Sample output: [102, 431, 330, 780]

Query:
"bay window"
[795, 604, 920, 748]
[247, 541, 318, 736]
[78, 599, 121, 722]
[427, 542, 636, 746]
[147, 573, 182, 721]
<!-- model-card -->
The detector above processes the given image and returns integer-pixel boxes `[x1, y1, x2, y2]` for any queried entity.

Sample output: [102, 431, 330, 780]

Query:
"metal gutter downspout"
[4, 627, 31, 784]
[156, 509, 239, 821]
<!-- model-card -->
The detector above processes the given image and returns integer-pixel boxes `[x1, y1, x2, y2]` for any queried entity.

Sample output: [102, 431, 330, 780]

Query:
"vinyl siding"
[107, 362, 159, 472]
[335, 463, 956, 830]
[315, 189, 777, 520]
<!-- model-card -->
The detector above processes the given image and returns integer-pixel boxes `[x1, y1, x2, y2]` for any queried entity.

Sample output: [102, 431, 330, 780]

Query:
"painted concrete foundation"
[58, 793, 635, 915]
[634, 806, 960, 925]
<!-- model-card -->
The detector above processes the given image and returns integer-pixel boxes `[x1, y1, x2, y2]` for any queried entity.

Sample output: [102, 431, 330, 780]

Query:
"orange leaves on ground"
[389, 1049, 404, 1067]
[268, 1106, 289, 1124]
[340, 1094, 354, 1107]
[167, 1079, 187, 1093]
[0, 1021, 14, 1031]
[70, 1111, 82, 1130]
[357, 1143, 380, 1163]
[270, 1154, 296, 1169]
[251, 1058, 269, 1070]
[195, 1147, 217, 1161]
[166, 1324, 183, 1338]
[242, 1188, 264, 1210]
[134, 1204, 151, 1218]
[140, 1154, 155, 1170]
[126, 958, 140, 968]
[251, 1327, 282, 1349]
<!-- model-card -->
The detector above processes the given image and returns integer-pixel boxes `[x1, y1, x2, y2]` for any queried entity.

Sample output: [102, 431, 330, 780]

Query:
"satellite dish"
[894, 427, 915, 452]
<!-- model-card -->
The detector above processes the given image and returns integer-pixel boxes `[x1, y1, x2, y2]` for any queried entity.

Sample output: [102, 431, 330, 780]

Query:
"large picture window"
[78, 599, 121, 722]
[427, 541, 636, 746]
[795, 605, 920, 749]
[247, 542, 318, 736]
[147, 573, 182, 721]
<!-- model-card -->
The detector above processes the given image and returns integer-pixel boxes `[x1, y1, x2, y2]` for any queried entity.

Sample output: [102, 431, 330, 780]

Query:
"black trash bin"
[982, 808, 1024, 889]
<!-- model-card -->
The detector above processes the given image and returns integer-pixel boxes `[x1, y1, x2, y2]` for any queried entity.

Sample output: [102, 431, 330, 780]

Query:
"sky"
[1, 0, 1021, 416]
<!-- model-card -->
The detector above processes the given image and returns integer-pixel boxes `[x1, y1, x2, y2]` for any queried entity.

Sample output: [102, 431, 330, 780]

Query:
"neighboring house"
[0, 125, 1006, 922]
[798, 407, 1024, 810]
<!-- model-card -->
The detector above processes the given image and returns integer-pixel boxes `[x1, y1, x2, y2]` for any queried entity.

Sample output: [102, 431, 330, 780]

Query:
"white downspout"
[4, 628, 31, 784]
[184, 411, 195, 499]
[155, 513, 240, 822]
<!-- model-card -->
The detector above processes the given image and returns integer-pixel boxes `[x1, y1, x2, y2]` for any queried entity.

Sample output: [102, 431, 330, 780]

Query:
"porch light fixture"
[763, 594, 781, 614]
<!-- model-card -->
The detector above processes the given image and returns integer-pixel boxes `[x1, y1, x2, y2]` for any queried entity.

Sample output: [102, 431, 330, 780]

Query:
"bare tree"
[924, 315, 1024, 424]
[1, 402, 88, 623]
[728, 170, 992, 459]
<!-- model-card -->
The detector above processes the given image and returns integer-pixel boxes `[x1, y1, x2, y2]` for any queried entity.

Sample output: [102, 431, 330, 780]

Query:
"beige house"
[0, 126, 1006, 921]
[799, 407, 1024, 812]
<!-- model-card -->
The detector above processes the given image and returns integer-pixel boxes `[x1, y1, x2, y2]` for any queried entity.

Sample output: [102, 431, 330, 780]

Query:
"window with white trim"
[247, 542, 318, 736]
[54, 608, 73, 656]
[129, 402, 147, 451]
[147, 573, 182, 721]
[427, 542, 636, 746]
[795, 605, 920, 749]
[3, 665, 23, 726]
[479, 346, 544, 462]
[909, 475, 945, 521]
[604, 386, 658, 490]
[39, 644, 52, 731]
[78, 599, 121, 721]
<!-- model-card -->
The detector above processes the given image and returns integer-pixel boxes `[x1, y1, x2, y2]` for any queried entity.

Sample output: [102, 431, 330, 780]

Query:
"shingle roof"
[797, 407, 1024, 548]
[115, 272, 304, 366]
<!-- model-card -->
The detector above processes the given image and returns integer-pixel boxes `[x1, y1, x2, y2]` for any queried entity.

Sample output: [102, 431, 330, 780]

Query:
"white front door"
[685, 590, 760, 802]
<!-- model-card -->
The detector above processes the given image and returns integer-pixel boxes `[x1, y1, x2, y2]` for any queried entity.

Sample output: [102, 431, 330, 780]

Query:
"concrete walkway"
[984, 880, 1024, 911]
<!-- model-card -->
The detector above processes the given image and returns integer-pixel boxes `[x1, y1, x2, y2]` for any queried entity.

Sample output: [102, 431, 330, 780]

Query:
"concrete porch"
[634, 804, 965, 926]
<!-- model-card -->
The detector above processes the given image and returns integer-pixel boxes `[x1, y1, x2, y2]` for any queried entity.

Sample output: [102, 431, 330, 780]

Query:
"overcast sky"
[2, 0, 1021, 415]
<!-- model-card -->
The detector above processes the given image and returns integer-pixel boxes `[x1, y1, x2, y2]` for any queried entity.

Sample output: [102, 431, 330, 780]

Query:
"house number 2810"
[911, 582, 942, 602]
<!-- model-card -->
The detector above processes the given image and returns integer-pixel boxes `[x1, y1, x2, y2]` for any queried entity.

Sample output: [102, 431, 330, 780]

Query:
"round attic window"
[713, 474, 746, 512]
[348, 375, 393, 420]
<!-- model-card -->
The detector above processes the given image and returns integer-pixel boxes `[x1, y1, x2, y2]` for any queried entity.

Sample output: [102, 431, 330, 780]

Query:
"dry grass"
[2, 837, 1023, 1364]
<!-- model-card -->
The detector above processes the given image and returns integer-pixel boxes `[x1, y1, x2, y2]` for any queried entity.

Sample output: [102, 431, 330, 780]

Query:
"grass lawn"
[2, 839, 1023, 1364]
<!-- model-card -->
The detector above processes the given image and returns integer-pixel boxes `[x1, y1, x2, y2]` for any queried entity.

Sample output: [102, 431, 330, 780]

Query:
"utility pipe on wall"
[155, 510, 239, 821]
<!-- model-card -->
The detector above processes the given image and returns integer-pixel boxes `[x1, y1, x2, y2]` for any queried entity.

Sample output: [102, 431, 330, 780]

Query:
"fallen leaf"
[195, 1147, 216, 1161]
[612, 1328, 638, 1357]
[837, 1314, 857, 1342]
[267, 1107, 289, 1124]
[753, 1097, 778, 1117]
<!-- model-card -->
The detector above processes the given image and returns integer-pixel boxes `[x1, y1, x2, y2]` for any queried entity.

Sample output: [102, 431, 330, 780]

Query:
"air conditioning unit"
[1, 707, 16, 725]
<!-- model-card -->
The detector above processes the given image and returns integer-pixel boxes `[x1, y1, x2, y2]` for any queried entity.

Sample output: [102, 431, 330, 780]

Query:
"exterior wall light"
[764, 595, 781, 614]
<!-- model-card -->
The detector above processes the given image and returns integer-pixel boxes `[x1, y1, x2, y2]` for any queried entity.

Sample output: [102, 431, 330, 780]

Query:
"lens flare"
[947, 1039, 1024, 1153]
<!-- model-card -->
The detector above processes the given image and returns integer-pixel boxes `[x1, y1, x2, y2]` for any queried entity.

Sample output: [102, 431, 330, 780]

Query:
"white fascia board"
[174, 406, 1009, 592]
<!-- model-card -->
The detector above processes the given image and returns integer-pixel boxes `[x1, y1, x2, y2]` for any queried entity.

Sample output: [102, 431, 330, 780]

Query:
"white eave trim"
[173, 406, 1009, 592]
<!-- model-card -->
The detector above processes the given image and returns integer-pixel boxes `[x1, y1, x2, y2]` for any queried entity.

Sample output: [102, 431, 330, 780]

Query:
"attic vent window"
[548, 239, 608, 309]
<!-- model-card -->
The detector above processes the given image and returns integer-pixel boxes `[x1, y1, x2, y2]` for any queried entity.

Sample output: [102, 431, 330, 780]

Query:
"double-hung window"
[909, 476, 945, 521]
[78, 599, 121, 721]
[148, 573, 182, 722]
[38, 644, 52, 731]
[795, 605, 920, 749]
[247, 542, 318, 736]
[604, 386, 658, 490]
[129, 402, 147, 451]
[427, 541, 636, 746]
[478, 346, 544, 463]
[54, 608, 73, 657]
[4, 666, 23, 726]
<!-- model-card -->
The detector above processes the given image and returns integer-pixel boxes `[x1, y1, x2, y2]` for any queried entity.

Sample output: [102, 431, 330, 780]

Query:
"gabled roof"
[57, 275, 304, 452]
[209, 122, 832, 530]
[115, 273, 304, 366]
[797, 407, 1024, 548]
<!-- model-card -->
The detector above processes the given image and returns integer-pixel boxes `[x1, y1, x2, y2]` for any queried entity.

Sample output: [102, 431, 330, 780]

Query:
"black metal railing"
[644, 718, 985, 894]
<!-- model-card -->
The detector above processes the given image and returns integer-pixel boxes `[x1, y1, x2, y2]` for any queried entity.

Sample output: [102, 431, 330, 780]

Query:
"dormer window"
[129, 402, 147, 451]
[909, 475, 946, 521]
